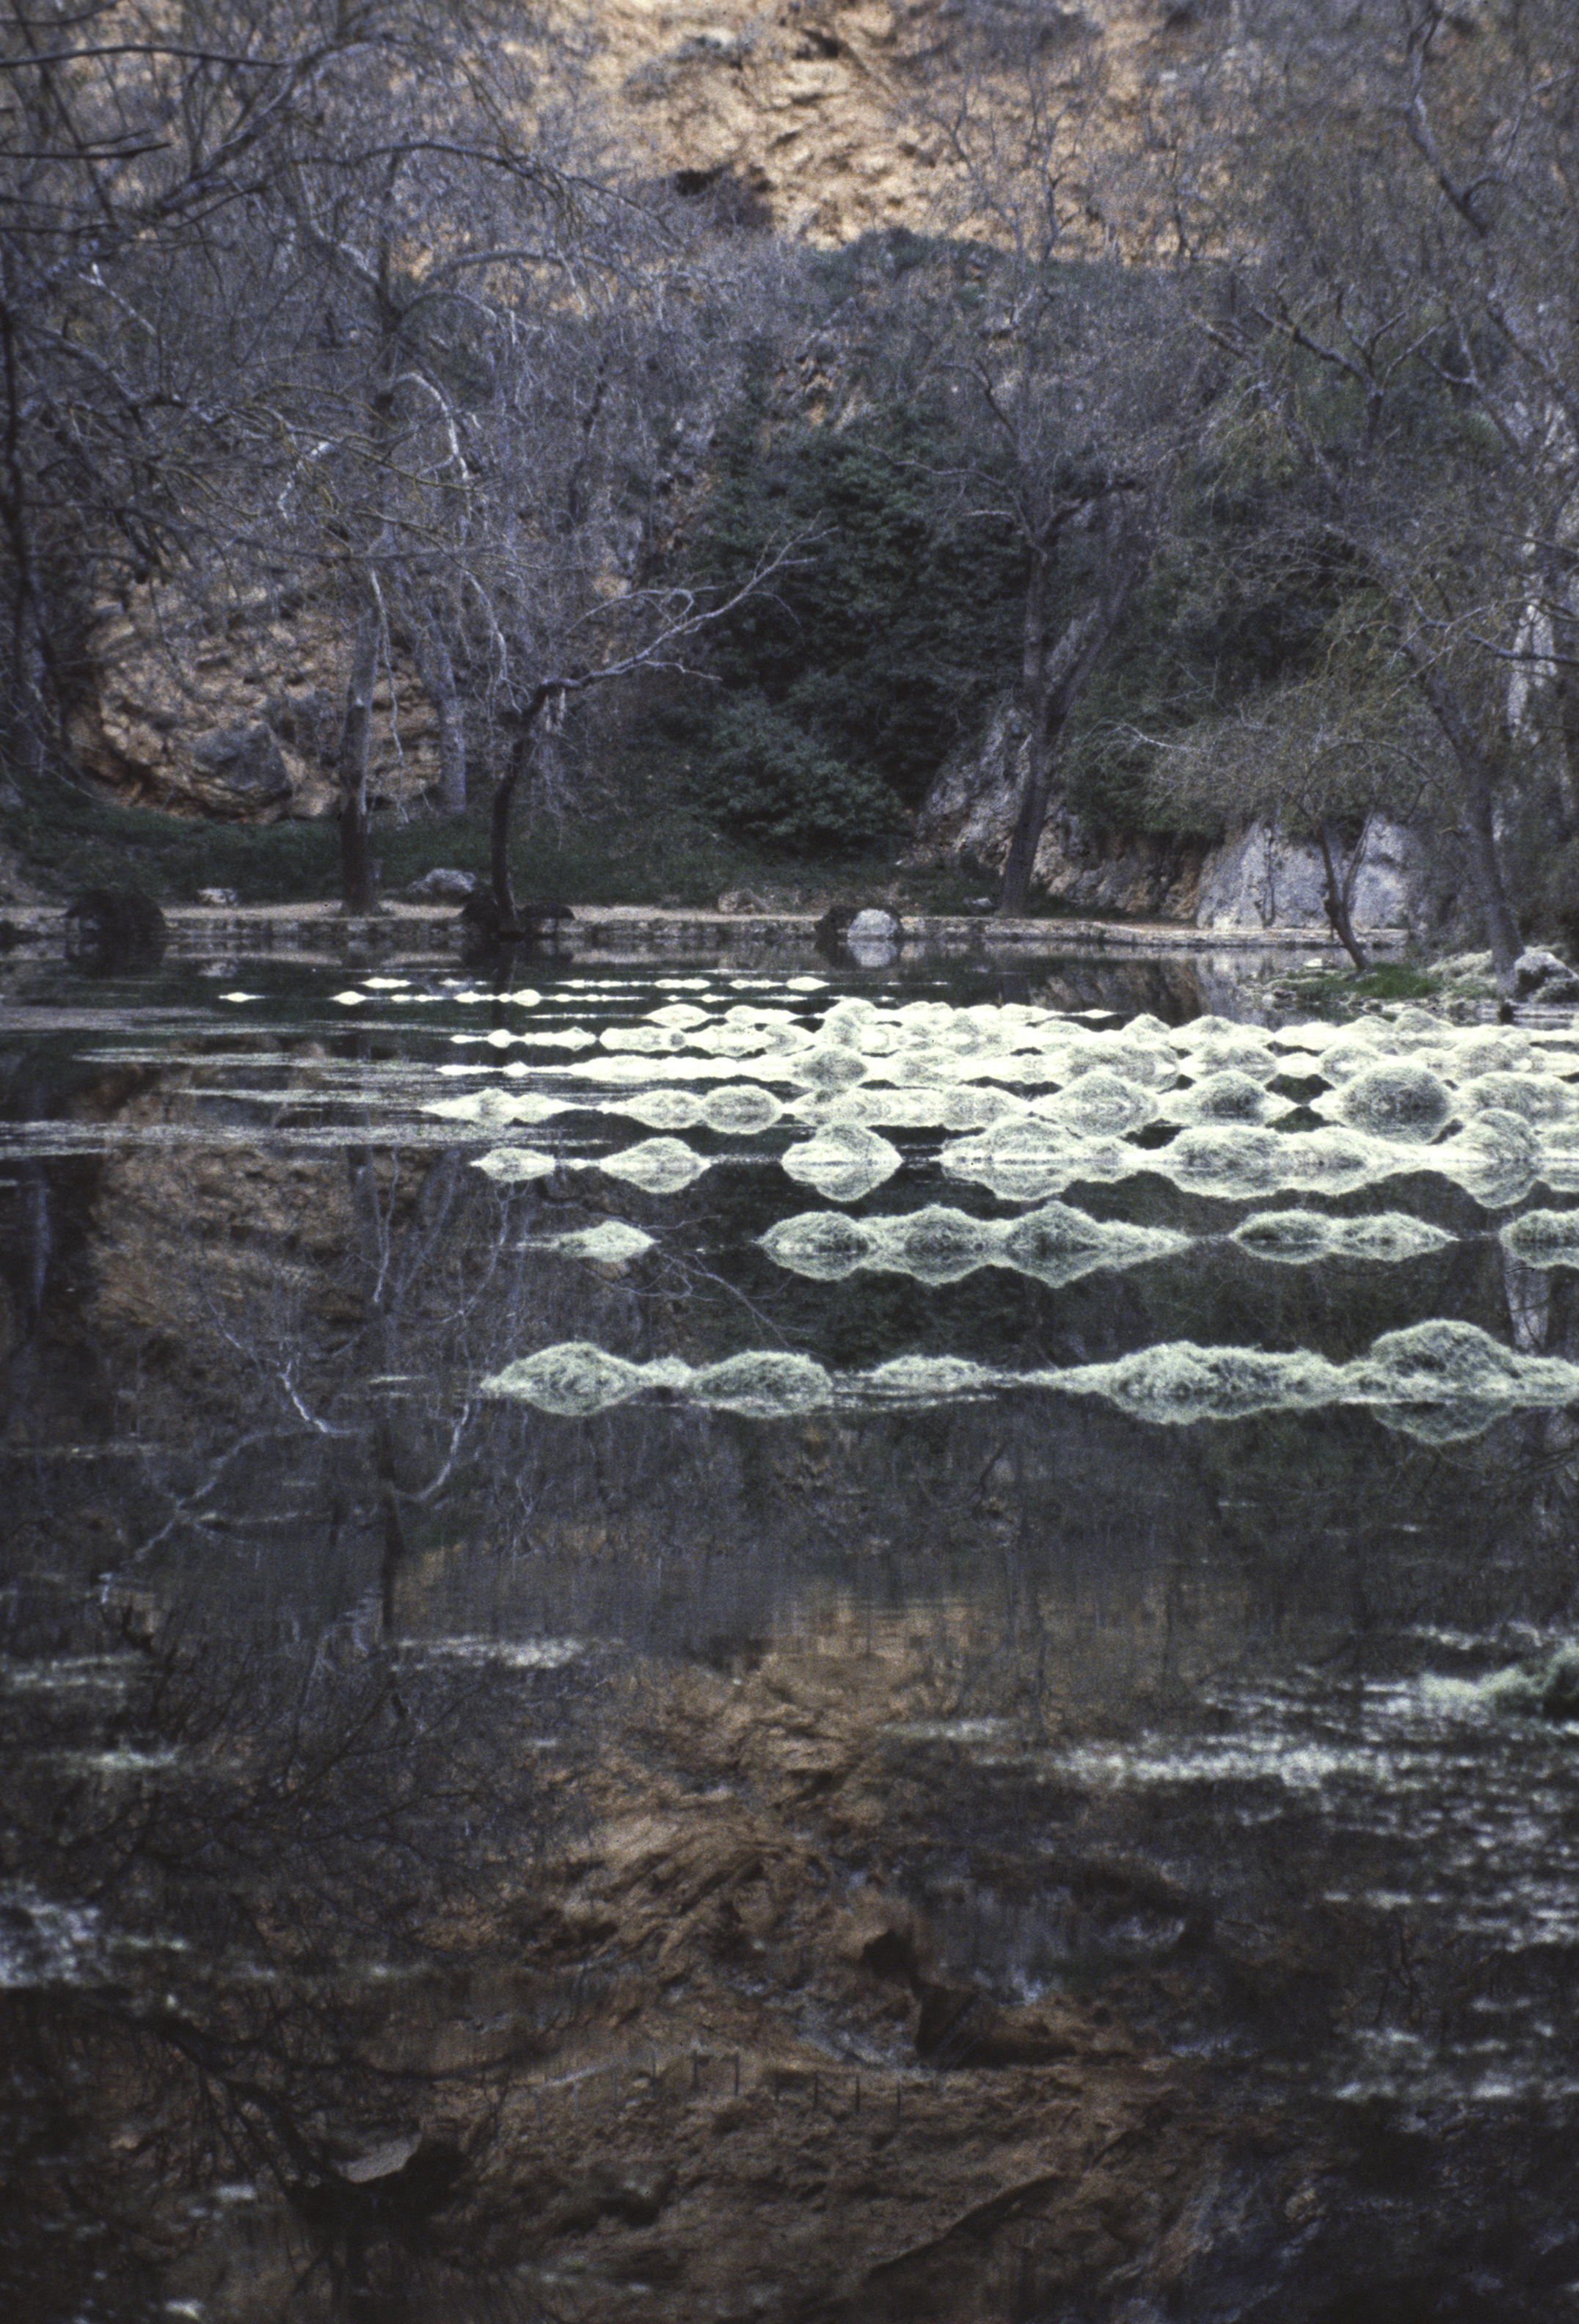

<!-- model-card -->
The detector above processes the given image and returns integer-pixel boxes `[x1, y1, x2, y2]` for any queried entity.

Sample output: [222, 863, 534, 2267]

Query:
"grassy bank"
[0, 778, 1047, 918]
[1273, 953, 1500, 1014]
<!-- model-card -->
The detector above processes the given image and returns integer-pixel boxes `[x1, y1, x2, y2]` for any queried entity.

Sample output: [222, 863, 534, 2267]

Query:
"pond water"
[4, 932, 1579, 2312]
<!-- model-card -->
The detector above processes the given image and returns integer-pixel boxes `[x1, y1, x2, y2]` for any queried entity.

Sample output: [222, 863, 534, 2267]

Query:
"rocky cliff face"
[908, 693, 1432, 929]
[54, 0, 1213, 836]
[906, 695, 1210, 919]
[1196, 816, 1427, 936]
[588, 0, 1186, 244]
[68, 589, 442, 822]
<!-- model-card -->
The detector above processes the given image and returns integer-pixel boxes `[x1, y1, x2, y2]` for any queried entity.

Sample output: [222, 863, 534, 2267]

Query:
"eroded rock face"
[908, 703, 1433, 927]
[1196, 816, 1425, 934]
[907, 697, 1209, 917]
[593, 0, 1198, 244]
[1512, 948, 1579, 1004]
[406, 868, 478, 902]
[186, 723, 294, 817]
[49, 4, 1272, 841]
[67, 589, 442, 821]
[599, 0, 932, 243]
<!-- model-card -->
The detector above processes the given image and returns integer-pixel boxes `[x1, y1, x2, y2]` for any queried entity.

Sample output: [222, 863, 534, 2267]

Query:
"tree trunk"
[999, 620, 1094, 917]
[0, 294, 51, 789]
[1409, 657, 1523, 982]
[3, 620, 48, 792]
[1460, 772, 1524, 985]
[489, 682, 563, 929]
[489, 753, 523, 932]
[414, 607, 466, 814]
[999, 544, 1054, 918]
[338, 596, 382, 915]
[1318, 818, 1371, 970]
[1547, 594, 1579, 833]
[999, 508, 1150, 917]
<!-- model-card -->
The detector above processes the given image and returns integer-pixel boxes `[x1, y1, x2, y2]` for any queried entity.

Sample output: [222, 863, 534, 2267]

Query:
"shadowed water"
[4, 935, 1579, 2314]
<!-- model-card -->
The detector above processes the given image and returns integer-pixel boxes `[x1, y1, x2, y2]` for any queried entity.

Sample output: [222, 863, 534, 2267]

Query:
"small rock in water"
[847, 907, 902, 944]
[814, 904, 905, 965]
[406, 866, 478, 901]
[691, 1351, 832, 1415]
[1491, 1645, 1579, 1722]
[482, 1342, 644, 1416]
[759, 1211, 875, 1279]
[63, 886, 167, 971]
[472, 1147, 557, 1183]
[194, 885, 241, 908]
[600, 1137, 709, 1194]
[1500, 1210, 1579, 1269]
[549, 1221, 654, 1264]
[1324, 1061, 1455, 1144]
[1511, 947, 1579, 1004]
[1538, 1648, 1579, 1721]
[781, 1121, 902, 1202]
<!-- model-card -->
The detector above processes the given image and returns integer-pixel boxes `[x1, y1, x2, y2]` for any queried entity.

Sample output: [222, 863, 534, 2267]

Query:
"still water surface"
[4, 936, 1579, 2249]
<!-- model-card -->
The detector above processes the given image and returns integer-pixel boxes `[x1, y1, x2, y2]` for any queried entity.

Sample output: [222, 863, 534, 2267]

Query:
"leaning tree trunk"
[413, 607, 466, 814]
[1459, 771, 1525, 986]
[489, 739, 527, 934]
[489, 680, 564, 930]
[999, 520, 1149, 918]
[337, 595, 382, 915]
[1317, 817, 1371, 971]
[1409, 657, 1523, 984]
[999, 545, 1056, 917]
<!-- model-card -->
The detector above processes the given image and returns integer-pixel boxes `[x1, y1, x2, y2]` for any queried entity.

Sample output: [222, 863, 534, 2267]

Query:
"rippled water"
[4, 933, 1579, 2134]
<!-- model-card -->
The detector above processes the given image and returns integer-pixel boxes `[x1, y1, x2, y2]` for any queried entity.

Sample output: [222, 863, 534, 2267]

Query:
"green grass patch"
[1, 780, 340, 904]
[1346, 963, 1440, 1001]
[1, 773, 930, 912]
[1278, 959, 1445, 1015]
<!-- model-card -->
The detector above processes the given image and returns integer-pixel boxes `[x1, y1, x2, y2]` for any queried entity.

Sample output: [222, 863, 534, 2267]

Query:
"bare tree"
[1139, 662, 1449, 968]
[0, 0, 784, 913]
[894, 22, 1209, 915]
[1144, 0, 1579, 982]
[0, 0, 419, 788]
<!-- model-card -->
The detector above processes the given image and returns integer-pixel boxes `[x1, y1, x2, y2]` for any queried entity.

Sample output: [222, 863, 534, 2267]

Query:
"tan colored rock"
[68, 586, 441, 821]
[591, 0, 1195, 243]
[60, 1, 1205, 824]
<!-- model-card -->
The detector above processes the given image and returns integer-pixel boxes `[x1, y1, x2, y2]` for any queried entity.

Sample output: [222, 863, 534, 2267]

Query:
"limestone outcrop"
[67, 590, 444, 822]
[592, 0, 1201, 244]
[909, 695, 1435, 928]
[50, 2, 1224, 831]
[1511, 948, 1579, 1005]
[906, 696, 1209, 918]
[1195, 817, 1425, 935]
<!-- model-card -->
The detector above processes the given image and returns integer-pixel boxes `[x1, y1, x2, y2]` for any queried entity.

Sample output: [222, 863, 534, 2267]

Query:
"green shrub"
[663, 385, 1024, 836]
[0, 778, 339, 903]
[685, 693, 902, 853]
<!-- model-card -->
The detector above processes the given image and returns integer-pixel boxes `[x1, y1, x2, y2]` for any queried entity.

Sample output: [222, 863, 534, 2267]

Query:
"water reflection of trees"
[7, 1037, 1579, 2309]
[5, 1056, 1578, 1670]
[1, 1575, 574, 2322]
